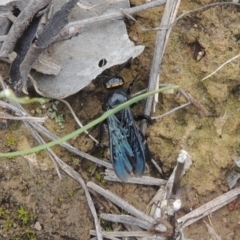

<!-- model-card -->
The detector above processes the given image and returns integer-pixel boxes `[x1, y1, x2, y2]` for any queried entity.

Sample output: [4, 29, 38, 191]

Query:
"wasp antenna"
[116, 57, 133, 75]
[96, 75, 108, 79]
[127, 74, 140, 95]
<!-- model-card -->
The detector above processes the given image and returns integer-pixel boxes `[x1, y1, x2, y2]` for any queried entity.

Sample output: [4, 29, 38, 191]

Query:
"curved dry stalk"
[29, 74, 99, 144]
[174, 2, 240, 27]
[58, 98, 99, 144]
[201, 53, 240, 81]
[151, 102, 191, 120]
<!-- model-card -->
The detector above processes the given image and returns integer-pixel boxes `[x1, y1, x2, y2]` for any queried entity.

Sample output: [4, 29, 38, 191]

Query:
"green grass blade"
[0, 85, 178, 157]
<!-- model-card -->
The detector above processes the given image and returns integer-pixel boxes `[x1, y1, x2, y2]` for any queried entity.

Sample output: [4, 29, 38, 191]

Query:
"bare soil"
[1, 0, 240, 239]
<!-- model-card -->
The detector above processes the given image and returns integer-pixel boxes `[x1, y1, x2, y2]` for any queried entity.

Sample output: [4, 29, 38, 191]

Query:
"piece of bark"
[9, 15, 42, 90]
[18, 0, 78, 93]
[0, 0, 51, 57]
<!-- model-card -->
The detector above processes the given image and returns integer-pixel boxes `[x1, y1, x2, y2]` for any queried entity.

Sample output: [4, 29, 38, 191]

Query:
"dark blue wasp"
[101, 58, 150, 182]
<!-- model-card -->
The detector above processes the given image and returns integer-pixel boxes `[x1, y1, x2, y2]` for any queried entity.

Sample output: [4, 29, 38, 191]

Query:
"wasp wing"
[107, 114, 135, 181]
[121, 107, 146, 176]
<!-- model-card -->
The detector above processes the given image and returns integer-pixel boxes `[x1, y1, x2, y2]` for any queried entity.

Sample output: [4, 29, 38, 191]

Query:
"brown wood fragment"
[0, 0, 51, 57]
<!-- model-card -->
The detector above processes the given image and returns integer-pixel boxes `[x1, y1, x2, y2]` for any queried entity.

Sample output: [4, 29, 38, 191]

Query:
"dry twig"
[201, 53, 240, 82]
[0, 111, 46, 122]
[141, 0, 181, 134]
[87, 181, 154, 223]
[104, 169, 167, 185]
[177, 186, 240, 229]
[0, 0, 51, 57]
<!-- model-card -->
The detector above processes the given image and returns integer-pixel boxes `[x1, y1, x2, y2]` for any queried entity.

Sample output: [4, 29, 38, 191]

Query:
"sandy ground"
[1, 0, 240, 239]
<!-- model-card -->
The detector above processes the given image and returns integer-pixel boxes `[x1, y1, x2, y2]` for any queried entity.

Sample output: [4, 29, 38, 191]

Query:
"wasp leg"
[134, 114, 155, 125]
[126, 74, 141, 95]
[98, 121, 106, 146]
[116, 57, 132, 75]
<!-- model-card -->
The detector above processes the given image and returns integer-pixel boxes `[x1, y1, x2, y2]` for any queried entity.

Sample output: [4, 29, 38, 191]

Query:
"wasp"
[101, 58, 150, 182]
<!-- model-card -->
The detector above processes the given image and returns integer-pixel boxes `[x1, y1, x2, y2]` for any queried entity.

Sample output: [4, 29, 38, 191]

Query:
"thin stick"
[89, 230, 163, 239]
[141, 0, 181, 134]
[65, 0, 166, 31]
[0, 111, 47, 122]
[174, 2, 240, 29]
[201, 53, 240, 81]
[87, 181, 154, 223]
[151, 158, 163, 175]
[122, 2, 240, 33]
[29, 75, 99, 144]
[177, 186, 240, 229]
[104, 169, 167, 185]
[55, 160, 103, 240]
[151, 102, 191, 120]
[100, 213, 151, 230]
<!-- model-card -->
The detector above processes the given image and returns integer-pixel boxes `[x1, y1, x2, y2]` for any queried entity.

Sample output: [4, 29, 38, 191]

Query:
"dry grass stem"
[29, 75, 99, 144]
[201, 53, 240, 81]
[141, 0, 181, 134]
[174, 2, 240, 28]
[124, 2, 240, 32]
[151, 158, 163, 175]
[177, 186, 240, 229]
[0, 111, 47, 122]
[89, 230, 165, 239]
[104, 169, 167, 185]
[151, 102, 191, 120]
[87, 181, 154, 223]
[204, 220, 222, 240]
[100, 213, 151, 230]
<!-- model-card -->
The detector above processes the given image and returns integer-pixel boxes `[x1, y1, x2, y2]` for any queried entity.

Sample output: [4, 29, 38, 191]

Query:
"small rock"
[34, 221, 42, 231]
[235, 158, 240, 168]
